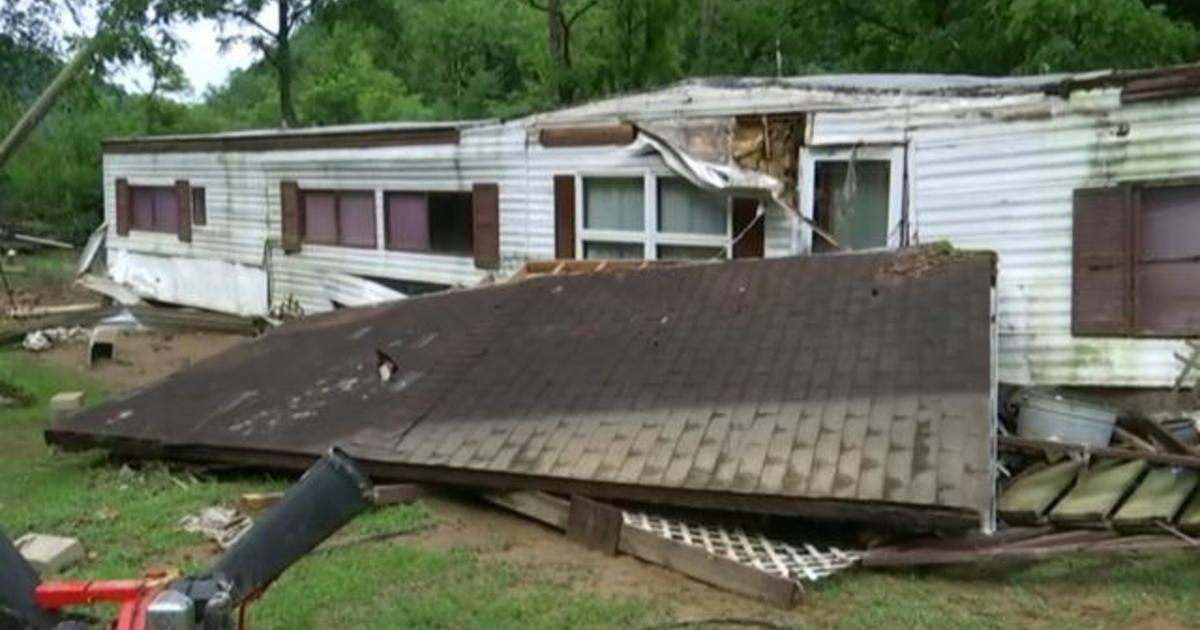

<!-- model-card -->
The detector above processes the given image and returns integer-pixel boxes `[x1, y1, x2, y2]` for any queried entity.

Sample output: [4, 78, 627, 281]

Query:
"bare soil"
[413, 495, 790, 624]
[33, 330, 246, 392]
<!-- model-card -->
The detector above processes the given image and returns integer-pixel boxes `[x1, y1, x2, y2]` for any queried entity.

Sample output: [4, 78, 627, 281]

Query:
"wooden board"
[1174, 486, 1200, 534]
[617, 523, 800, 608]
[1111, 467, 1199, 532]
[566, 495, 622, 555]
[999, 460, 1081, 523]
[1049, 460, 1149, 526]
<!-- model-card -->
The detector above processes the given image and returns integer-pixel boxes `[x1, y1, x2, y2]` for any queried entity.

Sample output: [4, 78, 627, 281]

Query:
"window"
[801, 146, 905, 253]
[302, 190, 376, 248]
[130, 186, 179, 233]
[578, 176, 730, 260]
[1073, 181, 1200, 337]
[191, 187, 207, 226]
[384, 191, 474, 254]
[1137, 185, 1200, 333]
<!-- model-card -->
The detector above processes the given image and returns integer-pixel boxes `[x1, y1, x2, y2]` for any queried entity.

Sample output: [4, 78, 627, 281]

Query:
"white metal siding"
[831, 88, 1195, 387]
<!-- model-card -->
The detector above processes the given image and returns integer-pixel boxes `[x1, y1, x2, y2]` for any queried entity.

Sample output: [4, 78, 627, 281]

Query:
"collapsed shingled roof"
[49, 250, 997, 530]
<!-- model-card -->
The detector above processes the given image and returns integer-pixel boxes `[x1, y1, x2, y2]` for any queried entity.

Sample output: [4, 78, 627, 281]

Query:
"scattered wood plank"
[1118, 416, 1192, 455]
[1000, 435, 1200, 470]
[481, 490, 569, 530]
[1177, 491, 1200, 535]
[12, 233, 72, 249]
[566, 495, 622, 555]
[9, 302, 103, 320]
[1112, 467, 1200, 532]
[999, 460, 1081, 523]
[480, 490, 801, 608]
[1049, 460, 1148, 526]
[0, 305, 117, 346]
[861, 530, 1197, 568]
[617, 521, 801, 608]
[128, 304, 259, 336]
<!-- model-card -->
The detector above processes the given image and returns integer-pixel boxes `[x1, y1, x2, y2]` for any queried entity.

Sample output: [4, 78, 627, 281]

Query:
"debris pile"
[38, 251, 1200, 607]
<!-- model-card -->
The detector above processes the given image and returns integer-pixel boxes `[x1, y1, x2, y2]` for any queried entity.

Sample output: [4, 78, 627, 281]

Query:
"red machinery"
[1, 448, 374, 630]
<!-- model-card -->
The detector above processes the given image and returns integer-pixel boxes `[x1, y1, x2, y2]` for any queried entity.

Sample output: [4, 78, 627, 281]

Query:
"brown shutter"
[115, 178, 131, 236]
[472, 182, 500, 269]
[280, 181, 301, 254]
[175, 179, 192, 243]
[731, 197, 765, 258]
[553, 175, 576, 259]
[1073, 185, 1134, 336]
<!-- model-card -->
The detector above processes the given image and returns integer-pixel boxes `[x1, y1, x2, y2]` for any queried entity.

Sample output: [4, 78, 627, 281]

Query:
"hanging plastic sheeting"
[627, 126, 842, 250]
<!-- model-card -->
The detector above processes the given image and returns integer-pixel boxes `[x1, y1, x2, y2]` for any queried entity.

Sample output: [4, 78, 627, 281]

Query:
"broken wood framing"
[1000, 434, 1200, 469]
[863, 530, 1197, 568]
[480, 490, 859, 608]
[8, 303, 101, 320]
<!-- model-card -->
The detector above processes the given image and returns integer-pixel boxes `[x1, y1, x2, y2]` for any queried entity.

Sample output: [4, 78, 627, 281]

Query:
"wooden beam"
[617, 524, 800, 608]
[1001, 435, 1200, 470]
[481, 490, 569, 530]
[566, 495, 622, 555]
[479, 491, 800, 608]
[861, 531, 1197, 568]
[538, 124, 637, 147]
[1118, 416, 1192, 455]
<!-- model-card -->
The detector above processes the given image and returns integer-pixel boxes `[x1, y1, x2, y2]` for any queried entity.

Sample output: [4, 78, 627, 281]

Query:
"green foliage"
[2, 0, 1200, 239]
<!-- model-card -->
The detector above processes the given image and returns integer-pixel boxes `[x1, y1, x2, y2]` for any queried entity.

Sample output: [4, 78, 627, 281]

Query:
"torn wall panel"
[107, 249, 268, 317]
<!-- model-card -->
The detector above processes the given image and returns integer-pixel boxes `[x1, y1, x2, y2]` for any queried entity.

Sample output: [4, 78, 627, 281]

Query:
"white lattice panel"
[622, 512, 861, 584]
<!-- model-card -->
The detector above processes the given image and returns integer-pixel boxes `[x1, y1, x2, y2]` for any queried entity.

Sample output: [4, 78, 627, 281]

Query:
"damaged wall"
[809, 87, 1196, 387]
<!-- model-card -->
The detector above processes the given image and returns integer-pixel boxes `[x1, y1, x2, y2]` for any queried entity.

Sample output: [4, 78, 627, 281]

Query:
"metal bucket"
[1016, 391, 1117, 447]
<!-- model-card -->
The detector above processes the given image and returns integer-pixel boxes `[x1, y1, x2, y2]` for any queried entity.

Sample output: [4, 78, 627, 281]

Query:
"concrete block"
[14, 533, 85, 574]
[88, 327, 117, 368]
[49, 391, 85, 423]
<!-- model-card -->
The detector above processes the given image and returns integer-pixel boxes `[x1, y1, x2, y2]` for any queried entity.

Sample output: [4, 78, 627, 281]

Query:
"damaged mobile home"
[97, 66, 1200, 390]
[49, 66, 1200, 602]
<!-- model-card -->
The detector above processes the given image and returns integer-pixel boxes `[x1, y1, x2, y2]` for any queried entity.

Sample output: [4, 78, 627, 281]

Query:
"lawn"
[0, 351, 662, 629]
[2, 348, 1199, 630]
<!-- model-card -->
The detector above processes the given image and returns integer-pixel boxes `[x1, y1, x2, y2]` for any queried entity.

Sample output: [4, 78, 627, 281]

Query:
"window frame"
[382, 190, 475, 256]
[1082, 177, 1200, 338]
[301, 188, 378, 249]
[574, 172, 732, 261]
[191, 186, 207, 226]
[128, 184, 179, 235]
[798, 145, 906, 254]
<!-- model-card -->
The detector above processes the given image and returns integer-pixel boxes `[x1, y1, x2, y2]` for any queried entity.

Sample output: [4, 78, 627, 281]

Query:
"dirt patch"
[33, 330, 247, 392]
[412, 496, 797, 624]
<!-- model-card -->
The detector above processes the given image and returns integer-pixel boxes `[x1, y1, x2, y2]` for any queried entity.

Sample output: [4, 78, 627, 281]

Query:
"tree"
[521, 0, 601, 104]
[164, 0, 328, 127]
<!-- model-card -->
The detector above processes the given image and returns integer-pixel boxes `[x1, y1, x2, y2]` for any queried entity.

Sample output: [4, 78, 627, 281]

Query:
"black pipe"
[0, 529, 58, 630]
[208, 448, 374, 604]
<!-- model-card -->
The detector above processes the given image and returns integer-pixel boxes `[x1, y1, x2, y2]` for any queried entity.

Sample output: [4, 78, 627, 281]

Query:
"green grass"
[3, 349, 1197, 629]
[0, 351, 662, 629]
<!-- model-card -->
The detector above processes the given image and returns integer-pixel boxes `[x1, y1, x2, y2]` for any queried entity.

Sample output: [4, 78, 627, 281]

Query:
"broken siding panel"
[900, 87, 1197, 386]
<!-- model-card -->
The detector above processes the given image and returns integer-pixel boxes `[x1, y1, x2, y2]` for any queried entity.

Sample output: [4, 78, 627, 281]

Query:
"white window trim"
[797, 145, 906, 254]
[574, 173, 732, 260]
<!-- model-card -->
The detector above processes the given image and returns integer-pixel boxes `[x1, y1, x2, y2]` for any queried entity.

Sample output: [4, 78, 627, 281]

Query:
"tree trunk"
[277, 0, 298, 127]
[546, 0, 573, 104]
[698, 0, 716, 74]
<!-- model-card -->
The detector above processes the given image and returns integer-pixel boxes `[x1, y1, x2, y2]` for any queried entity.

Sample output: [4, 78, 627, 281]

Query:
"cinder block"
[14, 533, 85, 574]
[49, 391, 85, 423]
[88, 327, 117, 368]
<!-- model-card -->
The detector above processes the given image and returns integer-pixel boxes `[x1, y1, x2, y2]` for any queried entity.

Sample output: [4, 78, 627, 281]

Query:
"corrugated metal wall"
[813, 88, 1194, 387]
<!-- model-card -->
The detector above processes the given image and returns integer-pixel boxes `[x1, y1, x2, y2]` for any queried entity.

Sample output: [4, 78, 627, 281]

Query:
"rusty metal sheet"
[49, 250, 997, 528]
